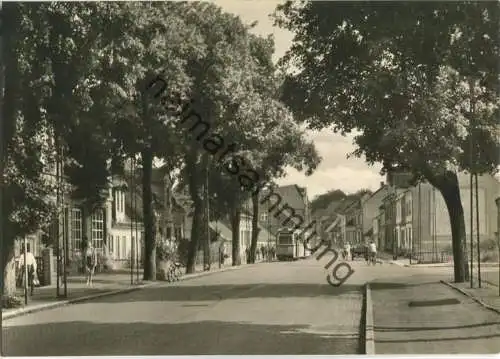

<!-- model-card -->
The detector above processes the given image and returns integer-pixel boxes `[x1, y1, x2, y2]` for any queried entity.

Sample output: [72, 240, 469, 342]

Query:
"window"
[115, 190, 119, 214]
[260, 212, 268, 222]
[116, 236, 121, 259]
[121, 236, 127, 259]
[91, 209, 104, 249]
[71, 208, 83, 252]
[175, 226, 182, 240]
[109, 235, 114, 253]
[121, 192, 125, 213]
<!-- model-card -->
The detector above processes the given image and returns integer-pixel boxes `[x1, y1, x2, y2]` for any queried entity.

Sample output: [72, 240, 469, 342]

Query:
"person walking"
[343, 242, 351, 261]
[18, 244, 38, 296]
[368, 239, 377, 265]
[84, 240, 98, 286]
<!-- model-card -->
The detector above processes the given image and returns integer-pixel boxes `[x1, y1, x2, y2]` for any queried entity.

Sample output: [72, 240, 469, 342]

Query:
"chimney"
[380, 181, 385, 188]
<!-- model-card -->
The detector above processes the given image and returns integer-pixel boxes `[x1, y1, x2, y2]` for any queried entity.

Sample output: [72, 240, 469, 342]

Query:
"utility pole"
[23, 237, 28, 305]
[495, 197, 500, 296]
[469, 77, 475, 288]
[135, 161, 139, 283]
[62, 145, 68, 298]
[204, 160, 210, 271]
[475, 173, 481, 287]
[130, 157, 134, 285]
[55, 138, 61, 297]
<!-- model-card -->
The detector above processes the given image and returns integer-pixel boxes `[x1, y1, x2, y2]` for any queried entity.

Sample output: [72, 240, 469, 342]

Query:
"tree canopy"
[274, 1, 499, 282]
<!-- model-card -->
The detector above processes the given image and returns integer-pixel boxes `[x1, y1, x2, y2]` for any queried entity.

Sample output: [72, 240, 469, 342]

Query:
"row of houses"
[313, 171, 499, 263]
[17, 160, 312, 272]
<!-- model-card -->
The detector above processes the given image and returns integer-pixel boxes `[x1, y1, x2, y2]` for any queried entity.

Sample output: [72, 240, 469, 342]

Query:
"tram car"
[276, 227, 306, 261]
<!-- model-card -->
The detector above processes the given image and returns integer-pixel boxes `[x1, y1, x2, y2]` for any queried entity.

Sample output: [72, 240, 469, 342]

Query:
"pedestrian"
[260, 245, 265, 262]
[18, 244, 38, 296]
[343, 242, 351, 261]
[84, 239, 98, 286]
[368, 239, 377, 265]
[219, 244, 225, 266]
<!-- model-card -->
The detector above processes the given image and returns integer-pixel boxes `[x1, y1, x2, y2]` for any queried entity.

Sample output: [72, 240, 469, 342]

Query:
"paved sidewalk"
[371, 274, 500, 354]
[444, 278, 500, 314]
[2, 262, 246, 319]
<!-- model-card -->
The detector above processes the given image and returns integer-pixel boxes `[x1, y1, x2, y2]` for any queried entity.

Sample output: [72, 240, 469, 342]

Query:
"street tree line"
[1, 2, 321, 296]
[274, 1, 499, 283]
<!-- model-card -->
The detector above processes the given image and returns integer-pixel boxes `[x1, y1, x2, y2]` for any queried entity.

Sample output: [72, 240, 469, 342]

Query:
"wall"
[109, 227, 144, 269]
[411, 173, 499, 254]
[362, 187, 388, 234]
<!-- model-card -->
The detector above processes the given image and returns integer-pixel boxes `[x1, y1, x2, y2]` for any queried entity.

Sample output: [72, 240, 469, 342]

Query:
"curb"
[1, 282, 158, 321]
[364, 283, 376, 355]
[440, 280, 500, 315]
[2, 263, 253, 321]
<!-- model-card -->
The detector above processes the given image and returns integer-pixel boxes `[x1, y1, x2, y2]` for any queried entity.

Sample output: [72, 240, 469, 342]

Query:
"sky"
[210, 0, 385, 200]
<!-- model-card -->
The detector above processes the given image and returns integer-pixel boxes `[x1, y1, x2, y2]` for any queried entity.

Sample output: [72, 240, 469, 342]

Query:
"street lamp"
[495, 197, 500, 296]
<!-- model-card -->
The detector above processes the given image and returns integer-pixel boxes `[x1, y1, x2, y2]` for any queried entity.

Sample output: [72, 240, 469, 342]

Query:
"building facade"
[378, 171, 499, 262]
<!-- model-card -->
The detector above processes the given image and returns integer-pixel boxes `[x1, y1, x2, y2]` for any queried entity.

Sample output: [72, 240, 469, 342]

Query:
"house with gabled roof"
[257, 184, 311, 237]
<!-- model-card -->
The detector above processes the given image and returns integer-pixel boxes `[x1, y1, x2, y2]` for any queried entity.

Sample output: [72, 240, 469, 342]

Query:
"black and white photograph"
[1, 0, 499, 356]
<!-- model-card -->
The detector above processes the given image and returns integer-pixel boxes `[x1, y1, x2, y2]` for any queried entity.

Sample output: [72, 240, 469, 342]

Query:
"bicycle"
[166, 260, 184, 282]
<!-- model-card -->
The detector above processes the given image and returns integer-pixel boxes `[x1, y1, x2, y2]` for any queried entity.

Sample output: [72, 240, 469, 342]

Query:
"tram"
[276, 227, 306, 261]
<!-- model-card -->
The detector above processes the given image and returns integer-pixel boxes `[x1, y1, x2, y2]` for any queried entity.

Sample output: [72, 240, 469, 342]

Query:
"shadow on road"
[3, 320, 362, 356]
[370, 281, 437, 290]
[87, 283, 362, 303]
[375, 321, 500, 332]
[375, 333, 500, 344]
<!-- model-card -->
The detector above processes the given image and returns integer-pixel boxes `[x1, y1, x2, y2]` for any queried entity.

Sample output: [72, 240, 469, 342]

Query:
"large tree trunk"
[185, 153, 203, 274]
[230, 206, 242, 266]
[2, 243, 17, 297]
[141, 147, 156, 281]
[430, 170, 469, 283]
[203, 162, 210, 271]
[249, 193, 260, 264]
[186, 198, 202, 274]
[2, 3, 21, 297]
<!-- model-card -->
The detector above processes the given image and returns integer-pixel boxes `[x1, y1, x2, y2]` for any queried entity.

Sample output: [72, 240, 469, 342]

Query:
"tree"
[104, 2, 205, 280]
[310, 190, 347, 214]
[244, 103, 321, 264]
[274, 1, 499, 282]
[355, 189, 373, 198]
[172, 3, 289, 272]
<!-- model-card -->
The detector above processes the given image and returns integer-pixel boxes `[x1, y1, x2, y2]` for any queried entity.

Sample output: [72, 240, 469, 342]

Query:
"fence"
[413, 251, 453, 264]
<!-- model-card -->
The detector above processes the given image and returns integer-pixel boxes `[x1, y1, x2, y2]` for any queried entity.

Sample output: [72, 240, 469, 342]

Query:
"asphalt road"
[2, 257, 368, 356]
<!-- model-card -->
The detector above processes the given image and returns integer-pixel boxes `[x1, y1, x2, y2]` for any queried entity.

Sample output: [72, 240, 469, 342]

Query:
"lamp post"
[495, 197, 500, 296]
[23, 237, 28, 305]
[130, 157, 134, 285]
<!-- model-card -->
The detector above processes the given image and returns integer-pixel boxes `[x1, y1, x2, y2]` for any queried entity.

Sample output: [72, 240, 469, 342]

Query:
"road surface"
[3, 258, 368, 356]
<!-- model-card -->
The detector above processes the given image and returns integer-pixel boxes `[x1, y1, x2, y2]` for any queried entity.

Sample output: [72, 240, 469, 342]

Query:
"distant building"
[379, 171, 499, 262]
[257, 184, 311, 236]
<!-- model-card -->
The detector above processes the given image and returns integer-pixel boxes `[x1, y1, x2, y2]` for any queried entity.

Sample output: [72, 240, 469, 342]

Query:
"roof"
[210, 221, 232, 242]
[267, 184, 307, 210]
[334, 196, 360, 214]
[311, 199, 344, 220]
[122, 168, 188, 222]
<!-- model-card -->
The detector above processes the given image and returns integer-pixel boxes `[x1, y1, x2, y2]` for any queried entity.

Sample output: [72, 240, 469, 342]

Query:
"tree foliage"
[1, 2, 323, 290]
[274, 1, 499, 282]
[310, 190, 347, 214]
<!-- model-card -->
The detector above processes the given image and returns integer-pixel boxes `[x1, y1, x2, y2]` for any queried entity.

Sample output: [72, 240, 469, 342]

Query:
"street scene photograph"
[1, 0, 500, 356]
